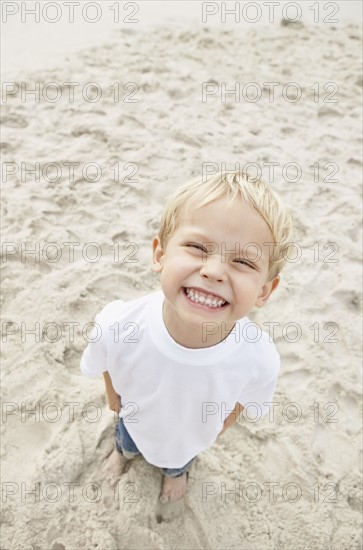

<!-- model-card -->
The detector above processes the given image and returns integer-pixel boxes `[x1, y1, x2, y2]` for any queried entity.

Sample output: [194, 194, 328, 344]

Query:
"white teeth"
[184, 288, 227, 308]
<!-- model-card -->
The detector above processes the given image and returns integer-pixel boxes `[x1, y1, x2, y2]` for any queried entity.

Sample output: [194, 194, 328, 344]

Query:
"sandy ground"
[1, 15, 362, 550]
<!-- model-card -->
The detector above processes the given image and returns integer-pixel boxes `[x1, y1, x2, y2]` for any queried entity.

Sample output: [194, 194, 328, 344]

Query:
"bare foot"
[102, 448, 128, 487]
[159, 473, 188, 504]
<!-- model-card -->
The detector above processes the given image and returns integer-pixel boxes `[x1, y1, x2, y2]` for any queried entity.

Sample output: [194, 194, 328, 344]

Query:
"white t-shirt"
[80, 290, 280, 468]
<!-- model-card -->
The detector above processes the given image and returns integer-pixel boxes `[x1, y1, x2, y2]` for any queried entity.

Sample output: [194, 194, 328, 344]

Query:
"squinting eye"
[235, 259, 255, 269]
[186, 243, 206, 252]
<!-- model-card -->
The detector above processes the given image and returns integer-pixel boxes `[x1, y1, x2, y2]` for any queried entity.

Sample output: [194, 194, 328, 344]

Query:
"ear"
[152, 235, 165, 273]
[255, 275, 280, 308]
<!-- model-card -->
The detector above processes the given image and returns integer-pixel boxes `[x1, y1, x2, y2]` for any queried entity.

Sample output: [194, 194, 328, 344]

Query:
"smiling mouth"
[182, 287, 229, 309]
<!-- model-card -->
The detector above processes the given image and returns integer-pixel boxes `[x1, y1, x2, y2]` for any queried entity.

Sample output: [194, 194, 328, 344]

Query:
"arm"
[103, 371, 121, 414]
[218, 403, 244, 437]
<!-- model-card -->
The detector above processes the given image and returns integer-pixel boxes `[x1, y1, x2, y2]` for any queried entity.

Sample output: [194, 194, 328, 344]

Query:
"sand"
[1, 12, 362, 550]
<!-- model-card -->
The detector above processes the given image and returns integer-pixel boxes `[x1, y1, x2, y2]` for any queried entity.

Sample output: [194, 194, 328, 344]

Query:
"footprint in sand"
[331, 288, 361, 311]
[346, 221, 361, 242]
[328, 382, 361, 433]
[1, 114, 28, 128]
[112, 230, 130, 243]
[311, 381, 360, 476]
[311, 423, 352, 474]
[46, 521, 71, 550]
[280, 368, 310, 385]
[318, 106, 343, 118]
[2, 411, 54, 483]
[281, 127, 295, 135]
[347, 481, 362, 512]
[71, 126, 108, 143]
[280, 19, 304, 29]
[62, 345, 81, 373]
[0, 142, 14, 153]
[347, 157, 362, 167]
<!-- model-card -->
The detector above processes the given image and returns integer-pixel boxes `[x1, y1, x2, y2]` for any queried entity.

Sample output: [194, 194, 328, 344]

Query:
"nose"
[199, 255, 226, 283]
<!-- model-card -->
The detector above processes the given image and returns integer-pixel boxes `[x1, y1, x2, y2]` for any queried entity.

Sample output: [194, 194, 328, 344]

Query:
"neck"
[162, 301, 235, 349]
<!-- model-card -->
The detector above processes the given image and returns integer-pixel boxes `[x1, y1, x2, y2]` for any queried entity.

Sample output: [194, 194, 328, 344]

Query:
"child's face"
[152, 196, 280, 345]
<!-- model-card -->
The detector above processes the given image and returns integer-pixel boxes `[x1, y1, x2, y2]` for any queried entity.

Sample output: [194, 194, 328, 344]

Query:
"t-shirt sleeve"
[237, 376, 278, 418]
[80, 299, 125, 377]
[80, 312, 108, 378]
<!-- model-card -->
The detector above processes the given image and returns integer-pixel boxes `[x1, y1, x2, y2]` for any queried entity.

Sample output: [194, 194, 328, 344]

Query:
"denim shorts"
[115, 417, 195, 478]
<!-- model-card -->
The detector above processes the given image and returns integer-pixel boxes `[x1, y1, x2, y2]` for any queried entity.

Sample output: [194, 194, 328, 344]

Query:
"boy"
[80, 170, 294, 504]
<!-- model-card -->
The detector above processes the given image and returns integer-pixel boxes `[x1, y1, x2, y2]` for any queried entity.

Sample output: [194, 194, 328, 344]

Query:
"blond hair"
[157, 170, 295, 281]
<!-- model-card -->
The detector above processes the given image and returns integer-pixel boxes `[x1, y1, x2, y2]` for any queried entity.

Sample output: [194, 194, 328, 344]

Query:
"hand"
[109, 397, 121, 414]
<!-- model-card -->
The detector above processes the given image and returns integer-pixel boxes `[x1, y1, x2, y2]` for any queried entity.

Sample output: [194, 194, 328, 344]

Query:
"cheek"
[233, 273, 263, 295]
[161, 257, 194, 285]
[160, 262, 183, 284]
[170, 254, 195, 271]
